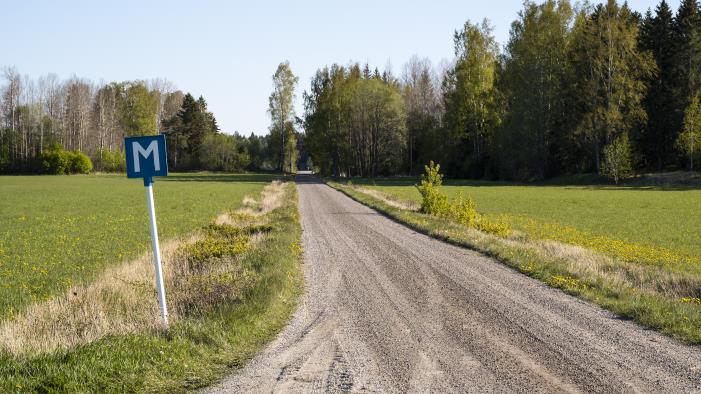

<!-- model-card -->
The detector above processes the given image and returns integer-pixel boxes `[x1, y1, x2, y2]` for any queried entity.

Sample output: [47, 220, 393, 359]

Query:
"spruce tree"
[639, 1, 677, 170]
[673, 0, 700, 135]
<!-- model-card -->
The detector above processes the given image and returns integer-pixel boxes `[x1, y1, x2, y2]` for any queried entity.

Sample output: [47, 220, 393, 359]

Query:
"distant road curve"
[208, 175, 701, 393]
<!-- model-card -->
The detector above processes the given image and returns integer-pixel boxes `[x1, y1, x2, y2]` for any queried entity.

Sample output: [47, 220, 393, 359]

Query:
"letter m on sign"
[125, 135, 168, 179]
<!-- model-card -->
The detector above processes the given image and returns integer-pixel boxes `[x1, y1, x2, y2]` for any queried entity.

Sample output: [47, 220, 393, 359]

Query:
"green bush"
[185, 237, 249, 264]
[67, 151, 93, 174]
[40, 146, 93, 174]
[416, 161, 510, 237]
[40, 148, 70, 174]
[416, 161, 450, 215]
[601, 133, 632, 184]
[93, 149, 126, 172]
[199, 134, 251, 172]
[207, 223, 273, 238]
[449, 192, 477, 226]
[475, 217, 511, 237]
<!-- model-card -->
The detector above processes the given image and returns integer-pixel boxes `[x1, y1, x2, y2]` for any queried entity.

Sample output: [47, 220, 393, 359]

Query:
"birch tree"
[402, 56, 441, 174]
[63, 77, 92, 151]
[268, 61, 298, 171]
[572, 0, 656, 173]
[677, 95, 701, 170]
[443, 19, 500, 177]
[499, 0, 573, 179]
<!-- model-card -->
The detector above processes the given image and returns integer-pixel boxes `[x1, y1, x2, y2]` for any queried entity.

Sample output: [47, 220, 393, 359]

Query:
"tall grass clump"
[416, 161, 509, 236]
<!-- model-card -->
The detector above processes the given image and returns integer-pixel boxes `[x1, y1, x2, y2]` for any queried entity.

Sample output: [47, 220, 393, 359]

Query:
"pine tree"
[162, 93, 218, 170]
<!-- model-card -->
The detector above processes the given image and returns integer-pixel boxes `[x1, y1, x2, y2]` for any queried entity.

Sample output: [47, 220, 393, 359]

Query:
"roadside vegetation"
[328, 164, 701, 344]
[0, 179, 303, 392]
[347, 175, 701, 263]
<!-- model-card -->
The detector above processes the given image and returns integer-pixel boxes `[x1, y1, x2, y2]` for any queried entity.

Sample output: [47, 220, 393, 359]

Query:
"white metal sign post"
[125, 135, 170, 326]
[145, 177, 168, 325]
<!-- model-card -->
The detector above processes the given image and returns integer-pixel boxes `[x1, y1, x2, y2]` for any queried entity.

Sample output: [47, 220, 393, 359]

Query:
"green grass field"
[354, 178, 701, 269]
[0, 173, 275, 319]
[0, 175, 304, 392]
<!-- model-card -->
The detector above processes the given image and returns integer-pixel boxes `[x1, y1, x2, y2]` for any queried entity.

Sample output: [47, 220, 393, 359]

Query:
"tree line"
[0, 70, 283, 174]
[303, 0, 701, 181]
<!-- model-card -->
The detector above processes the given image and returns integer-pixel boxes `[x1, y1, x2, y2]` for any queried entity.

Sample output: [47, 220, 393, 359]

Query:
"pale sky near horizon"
[1, 0, 680, 135]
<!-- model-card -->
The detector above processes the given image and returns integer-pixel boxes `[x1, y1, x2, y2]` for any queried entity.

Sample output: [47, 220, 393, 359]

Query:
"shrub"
[174, 267, 258, 316]
[416, 161, 511, 237]
[200, 133, 251, 172]
[40, 146, 93, 174]
[207, 223, 273, 238]
[171, 221, 270, 316]
[40, 148, 70, 174]
[601, 134, 632, 184]
[475, 217, 511, 237]
[93, 149, 126, 172]
[66, 151, 93, 174]
[185, 237, 249, 264]
[416, 161, 449, 215]
[448, 192, 477, 226]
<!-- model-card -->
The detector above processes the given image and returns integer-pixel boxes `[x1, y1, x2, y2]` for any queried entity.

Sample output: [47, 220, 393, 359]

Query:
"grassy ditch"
[328, 180, 701, 345]
[0, 181, 304, 393]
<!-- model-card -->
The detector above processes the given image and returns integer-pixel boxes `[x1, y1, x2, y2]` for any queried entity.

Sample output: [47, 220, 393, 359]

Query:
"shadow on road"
[295, 174, 323, 184]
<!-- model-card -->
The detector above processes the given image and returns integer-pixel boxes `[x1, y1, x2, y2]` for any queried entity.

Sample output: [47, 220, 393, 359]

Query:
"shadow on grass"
[339, 176, 701, 192]
[160, 173, 282, 183]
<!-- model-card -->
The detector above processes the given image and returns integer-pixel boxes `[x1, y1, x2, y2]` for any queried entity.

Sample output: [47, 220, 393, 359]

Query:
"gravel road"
[207, 175, 701, 393]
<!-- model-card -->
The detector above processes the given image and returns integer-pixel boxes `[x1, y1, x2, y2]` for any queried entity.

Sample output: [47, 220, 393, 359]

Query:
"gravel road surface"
[208, 175, 701, 393]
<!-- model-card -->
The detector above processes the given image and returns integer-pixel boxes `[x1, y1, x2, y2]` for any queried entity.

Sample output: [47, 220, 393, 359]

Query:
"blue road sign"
[125, 135, 168, 184]
[124, 134, 171, 325]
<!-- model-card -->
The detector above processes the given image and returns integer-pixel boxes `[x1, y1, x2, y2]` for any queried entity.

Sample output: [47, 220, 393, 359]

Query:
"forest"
[4, 0, 701, 181]
[303, 0, 701, 180]
[0, 72, 280, 174]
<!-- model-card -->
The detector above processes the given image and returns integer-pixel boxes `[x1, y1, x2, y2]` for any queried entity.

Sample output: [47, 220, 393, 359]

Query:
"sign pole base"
[145, 176, 169, 326]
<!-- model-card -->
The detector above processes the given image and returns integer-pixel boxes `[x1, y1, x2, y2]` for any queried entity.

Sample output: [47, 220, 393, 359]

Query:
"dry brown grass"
[0, 182, 289, 356]
[354, 186, 420, 211]
[236, 181, 287, 217]
[533, 239, 701, 299]
[0, 236, 195, 355]
[424, 203, 701, 302]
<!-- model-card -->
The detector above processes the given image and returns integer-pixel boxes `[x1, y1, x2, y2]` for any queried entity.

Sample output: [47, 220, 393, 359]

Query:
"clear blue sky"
[1, 0, 678, 135]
